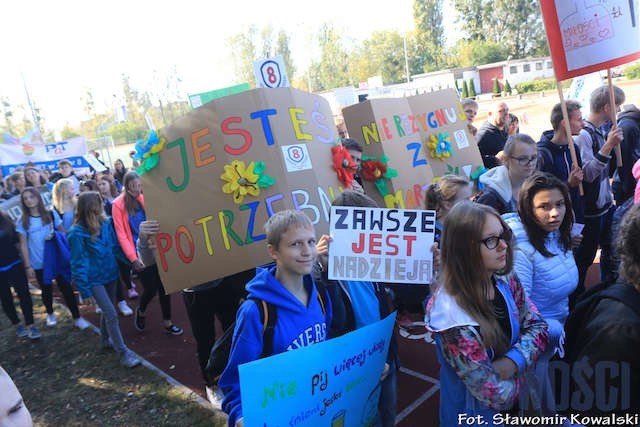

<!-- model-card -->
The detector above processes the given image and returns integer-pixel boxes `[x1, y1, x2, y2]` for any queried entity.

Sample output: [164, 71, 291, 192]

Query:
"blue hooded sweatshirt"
[68, 219, 127, 298]
[219, 266, 332, 426]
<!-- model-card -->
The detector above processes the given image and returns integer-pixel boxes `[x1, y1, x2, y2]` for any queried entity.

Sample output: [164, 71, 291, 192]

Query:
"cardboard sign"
[342, 89, 482, 209]
[239, 313, 395, 427]
[541, 0, 640, 80]
[188, 83, 251, 109]
[253, 55, 289, 88]
[328, 206, 435, 284]
[0, 137, 89, 176]
[0, 187, 52, 223]
[141, 88, 343, 293]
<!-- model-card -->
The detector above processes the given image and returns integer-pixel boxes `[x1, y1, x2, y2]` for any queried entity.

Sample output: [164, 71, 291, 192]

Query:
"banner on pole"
[328, 206, 435, 284]
[541, 0, 640, 80]
[141, 87, 343, 293]
[0, 137, 89, 175]
[239, 313, 395, 427]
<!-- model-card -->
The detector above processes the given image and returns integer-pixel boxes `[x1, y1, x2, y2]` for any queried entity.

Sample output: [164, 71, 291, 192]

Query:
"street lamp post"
[403, 33, 411, 84]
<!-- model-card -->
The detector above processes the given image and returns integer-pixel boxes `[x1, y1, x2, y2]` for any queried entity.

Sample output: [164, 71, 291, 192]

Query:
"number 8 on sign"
[260, 61, 282, 88]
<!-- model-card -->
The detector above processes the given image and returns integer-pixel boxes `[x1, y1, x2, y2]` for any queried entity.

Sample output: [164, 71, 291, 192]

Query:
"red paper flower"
[360, 159, 387, 182]
[331, 145, 357, 188]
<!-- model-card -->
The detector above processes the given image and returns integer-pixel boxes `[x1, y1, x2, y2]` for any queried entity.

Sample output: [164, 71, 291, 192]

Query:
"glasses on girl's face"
[481, 229, 513, 250]
[510, 155, 537, 166]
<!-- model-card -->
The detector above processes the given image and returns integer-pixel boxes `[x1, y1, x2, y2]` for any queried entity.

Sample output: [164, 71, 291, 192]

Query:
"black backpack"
[205, 291, 327, 386]
[563, 282, 640, 363]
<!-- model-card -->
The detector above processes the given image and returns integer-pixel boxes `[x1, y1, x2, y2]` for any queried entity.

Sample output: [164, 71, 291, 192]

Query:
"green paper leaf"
[380, 155, 390, 164]
[384, 169, 398, 179]
[374, 179, 388, 197]
[257, 175, 276, 188]
[144, 153, 160, 170]
[253, 161, 265, 175]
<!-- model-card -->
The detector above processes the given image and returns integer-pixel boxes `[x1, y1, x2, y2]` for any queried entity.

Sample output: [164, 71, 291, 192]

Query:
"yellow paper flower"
[221, 160, 260, 204]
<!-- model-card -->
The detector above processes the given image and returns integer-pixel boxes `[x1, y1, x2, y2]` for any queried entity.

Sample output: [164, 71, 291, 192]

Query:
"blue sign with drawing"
[239, 313, 395, 426]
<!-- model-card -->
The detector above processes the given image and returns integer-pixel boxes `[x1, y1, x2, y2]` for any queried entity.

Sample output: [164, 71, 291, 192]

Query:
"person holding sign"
[112, 171, 182, 336]
[315, 190, 398, 427]
[219, 210, 332, 427]
[503, 173, 578, 414]
[426, 202, 548, 425]
[573, 86, 625, 293]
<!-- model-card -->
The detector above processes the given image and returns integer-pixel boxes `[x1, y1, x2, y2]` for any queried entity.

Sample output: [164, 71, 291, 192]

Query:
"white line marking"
[395, 384, 440, 424]
[399, 366, 439, 385]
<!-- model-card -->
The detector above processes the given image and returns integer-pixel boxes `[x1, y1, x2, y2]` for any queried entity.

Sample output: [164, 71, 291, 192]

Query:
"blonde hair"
[425, 175, 470, 219]
[52, 178, 75, 213]
[264, 210, 313, 249]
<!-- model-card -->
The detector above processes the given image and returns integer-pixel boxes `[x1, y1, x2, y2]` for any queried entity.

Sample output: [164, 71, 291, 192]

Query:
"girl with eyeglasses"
[426, 202, 548, 425]
[503, 172, 578, 414]
[477, 134, 539, 215]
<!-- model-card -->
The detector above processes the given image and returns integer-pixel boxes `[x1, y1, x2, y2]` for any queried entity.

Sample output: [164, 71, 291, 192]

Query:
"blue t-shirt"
[15, 211, 62, 270]
[128, 206, 146, 246]
[59, 209, 74, 233]
[342, 280, 380, 329]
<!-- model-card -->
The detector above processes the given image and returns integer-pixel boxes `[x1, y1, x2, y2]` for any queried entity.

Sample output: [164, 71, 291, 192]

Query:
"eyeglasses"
[481, 229, 513, 250]
[510, 156, 537, 166]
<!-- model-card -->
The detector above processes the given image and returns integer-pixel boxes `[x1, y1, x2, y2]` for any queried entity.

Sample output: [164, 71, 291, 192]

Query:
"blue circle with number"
[260, 60, 282, 88]
[287, 146, 305, 163]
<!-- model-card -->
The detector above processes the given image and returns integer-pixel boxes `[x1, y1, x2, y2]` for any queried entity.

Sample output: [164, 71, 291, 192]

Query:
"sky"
[1, 0, 457, 131]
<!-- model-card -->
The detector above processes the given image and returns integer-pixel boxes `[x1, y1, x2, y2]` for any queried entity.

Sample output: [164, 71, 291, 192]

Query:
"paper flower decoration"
[331, 145, 357, 188]
[360, 155, 398, 197]
[220, 160, 275, 204]
[134, 130, 166, 175]
[426, 132, 453, 161]
[470, 165, 488, 190]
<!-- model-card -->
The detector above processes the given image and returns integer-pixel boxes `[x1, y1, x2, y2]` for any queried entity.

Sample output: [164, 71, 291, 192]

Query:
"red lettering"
[381, 119, 392, 140]
[222, 117, 252, 155]
[175, 226, 194, 264]
[370, 233, 382, 255]
[157, 233, 173, 272]
[386, 235, 399, 256]
[352, 233, 366, 254]
[403, 235, 417, 256]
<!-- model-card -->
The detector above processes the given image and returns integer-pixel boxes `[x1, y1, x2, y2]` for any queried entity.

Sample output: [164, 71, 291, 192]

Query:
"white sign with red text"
[328, 206, 435, 284]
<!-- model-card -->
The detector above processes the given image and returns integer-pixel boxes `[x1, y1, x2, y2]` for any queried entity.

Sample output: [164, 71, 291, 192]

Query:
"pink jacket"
[111, 193, 144, 263]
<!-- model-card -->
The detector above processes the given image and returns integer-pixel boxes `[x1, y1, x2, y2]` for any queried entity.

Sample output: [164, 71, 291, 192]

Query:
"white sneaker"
[74, 317, 91, 330]
[117, 300, 133, 316]
[95, 305, 102, 314]
[205, 386, 224, 410]
[46, 313, 57, 327]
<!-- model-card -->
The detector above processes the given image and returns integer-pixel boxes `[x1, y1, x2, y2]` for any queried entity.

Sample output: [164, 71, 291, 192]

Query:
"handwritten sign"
[328, 206, 435, 284]
[0, 187, 52, 222]
[541, 0, 640, 80]
[342, 89, 482, 209]
[0, 137, 89, 176]
[141, 88, 343, 293]
[239, 313, 395, 427]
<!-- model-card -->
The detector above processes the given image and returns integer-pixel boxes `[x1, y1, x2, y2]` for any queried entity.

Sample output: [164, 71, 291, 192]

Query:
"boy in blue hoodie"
[219, 210, 331, 427]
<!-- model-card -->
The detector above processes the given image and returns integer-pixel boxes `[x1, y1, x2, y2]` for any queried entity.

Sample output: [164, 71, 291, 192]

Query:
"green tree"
[488, 0, 548, 58]
[449, 39, 508, 67]
[350, 30, 406, 85]
[309, 24, 350, 91]
[468, 79, 477, 97]
[493, 78, 501, 96]
[504, 79, 512, 95]
[453, 0, 487, 40]
[61, 124, 81, 139]
[413, 0, 445, 71]
[462, 80, 469, 98]
[275, 30, 296, 82]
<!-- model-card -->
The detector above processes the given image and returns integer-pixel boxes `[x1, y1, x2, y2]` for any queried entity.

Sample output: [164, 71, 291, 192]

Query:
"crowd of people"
[1, 83, 640, 426]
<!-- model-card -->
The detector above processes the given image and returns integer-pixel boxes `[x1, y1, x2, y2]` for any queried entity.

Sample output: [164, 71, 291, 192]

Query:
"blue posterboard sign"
[239, 313, 395, 426]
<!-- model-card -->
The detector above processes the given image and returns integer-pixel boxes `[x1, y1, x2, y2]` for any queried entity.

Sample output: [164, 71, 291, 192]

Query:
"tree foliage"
[227, 25, 297, 88]
[413, 0, 445, 71]
[453, 0, 547, 58]
[350, 31, 407, 85]
[309, 23, 351, 91]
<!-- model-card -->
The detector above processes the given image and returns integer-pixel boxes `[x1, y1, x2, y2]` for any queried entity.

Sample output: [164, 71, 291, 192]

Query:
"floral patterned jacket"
[425, 273, 548, 422]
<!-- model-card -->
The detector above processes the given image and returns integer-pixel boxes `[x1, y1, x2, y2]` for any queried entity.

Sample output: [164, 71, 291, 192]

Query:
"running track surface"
[79, 265, 600, 427]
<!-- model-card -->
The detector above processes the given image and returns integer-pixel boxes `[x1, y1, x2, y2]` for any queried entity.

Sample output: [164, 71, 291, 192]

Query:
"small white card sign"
[328, 206, 436, 284]
[253, 55, 289, 88]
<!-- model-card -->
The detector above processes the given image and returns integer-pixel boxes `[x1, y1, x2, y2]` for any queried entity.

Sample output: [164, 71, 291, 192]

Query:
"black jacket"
[477, 121, 508, 169]
[612, 108, 640, 204]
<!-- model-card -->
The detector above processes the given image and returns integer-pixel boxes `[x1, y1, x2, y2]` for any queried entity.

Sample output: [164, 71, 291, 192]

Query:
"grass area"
[0, 299, 226, 427]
